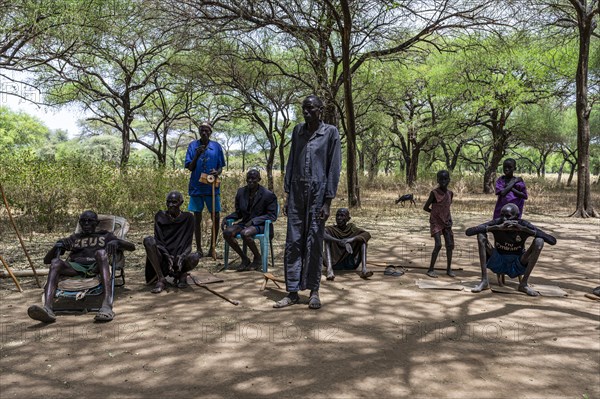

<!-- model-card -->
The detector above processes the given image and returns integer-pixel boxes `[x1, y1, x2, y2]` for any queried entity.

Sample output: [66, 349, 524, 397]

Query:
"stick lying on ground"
[366, 261, 463, 271]
[188, 273, 239, 305]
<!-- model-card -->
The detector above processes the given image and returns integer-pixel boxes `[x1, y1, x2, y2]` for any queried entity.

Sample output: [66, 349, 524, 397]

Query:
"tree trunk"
[278, 141, 286, 175]
[120, 130, 131, 168]
[567, 161, 576, 187]
[340, 0, 360, 208]
[570, 16, 598, 217]
[557, 158, 566, 184]
[406, 148, 420, 187]
[266, 146, 276, 191]
[482, 122, 508, 194]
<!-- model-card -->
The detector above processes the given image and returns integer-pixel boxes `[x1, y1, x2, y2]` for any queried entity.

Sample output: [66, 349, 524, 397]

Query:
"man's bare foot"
[446, 269, 456, 278]
[496, 273, 506, 286]
[151, 279, 166, 293]
[359, 270, 373, 279]
[326, 274, 335, 281]
[518, 284, 540, 296]
[426, 270, 437, 278]
[471, 280, 490, 293]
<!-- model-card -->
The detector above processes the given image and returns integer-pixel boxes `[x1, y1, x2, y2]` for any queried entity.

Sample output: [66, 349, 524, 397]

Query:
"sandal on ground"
[585, 293, 600, 301]
[308, 293, 321, 309]
[273, 295, 299, 308]
[426, 270, 438, 278]
[151, 280, 167, 293]
[27, 305, 56, 323]
[94, 306, 115, 322]
[359, 271, 374, 279]
[176, 273, 189, 288]
[236, 259, 252, 272]
[385, 266, 405, 277]
[177, 280, 189, 288]
[249, 259, 262, 271]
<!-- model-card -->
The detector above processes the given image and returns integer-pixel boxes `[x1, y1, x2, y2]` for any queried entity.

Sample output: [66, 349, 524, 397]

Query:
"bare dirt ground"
[1, 193, 599, 399]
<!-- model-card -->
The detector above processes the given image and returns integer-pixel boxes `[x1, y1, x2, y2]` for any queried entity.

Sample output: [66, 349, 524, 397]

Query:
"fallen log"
[0, 269, 49, 278]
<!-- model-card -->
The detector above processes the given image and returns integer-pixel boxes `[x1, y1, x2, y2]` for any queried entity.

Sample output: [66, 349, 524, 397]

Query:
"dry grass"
[0, 173, 598, 273]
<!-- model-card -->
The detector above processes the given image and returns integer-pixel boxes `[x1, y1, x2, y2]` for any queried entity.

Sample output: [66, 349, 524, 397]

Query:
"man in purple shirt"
[493, 158, 528, 219]
[185, 122, 226, 257]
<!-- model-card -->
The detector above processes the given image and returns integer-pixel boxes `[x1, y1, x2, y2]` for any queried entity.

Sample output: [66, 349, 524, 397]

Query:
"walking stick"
[0, 183, 41, 287]
[0, 254, 23, 292]
[188, 274, 239, 305]
[211, 178, 216, 260]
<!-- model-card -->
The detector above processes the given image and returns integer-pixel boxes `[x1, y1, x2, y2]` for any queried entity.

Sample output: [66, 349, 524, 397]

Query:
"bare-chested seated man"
[323, 208, 373, 281]
[466, 203, 557, 296]
[28, 210, 136, 323]
[144, 191, 201, 293]
[221, 169, 278, 271]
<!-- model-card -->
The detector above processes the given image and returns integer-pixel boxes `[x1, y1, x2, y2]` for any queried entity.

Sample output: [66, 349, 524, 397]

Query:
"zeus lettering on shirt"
[65, 231, 118, 264]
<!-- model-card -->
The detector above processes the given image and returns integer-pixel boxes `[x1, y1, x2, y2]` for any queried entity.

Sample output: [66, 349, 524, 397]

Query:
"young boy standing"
[423, 170, 455, 278]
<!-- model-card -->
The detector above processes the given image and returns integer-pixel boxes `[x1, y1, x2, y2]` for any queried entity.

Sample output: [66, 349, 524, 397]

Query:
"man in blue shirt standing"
[185, 122, 226, 258]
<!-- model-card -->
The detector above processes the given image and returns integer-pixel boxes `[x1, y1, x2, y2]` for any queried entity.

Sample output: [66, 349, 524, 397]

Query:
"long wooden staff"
[0, 183, 41, 287]
[0, 254, 23, 292]
[211, 180, 216, 260]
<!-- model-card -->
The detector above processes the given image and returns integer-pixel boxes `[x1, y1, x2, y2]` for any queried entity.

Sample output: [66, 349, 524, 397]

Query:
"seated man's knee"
[96, 249, 108, 262]
[477, 233, 487, 245]
[533, 237, 544, 251]
[223, 228, 235, 240]
[49, 258, 63, 272]
[143, 236, 156, 248]
[240, 229, 256, 240]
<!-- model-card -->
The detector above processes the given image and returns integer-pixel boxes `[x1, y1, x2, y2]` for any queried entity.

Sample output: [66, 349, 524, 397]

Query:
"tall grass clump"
[0, 151, 266, 232]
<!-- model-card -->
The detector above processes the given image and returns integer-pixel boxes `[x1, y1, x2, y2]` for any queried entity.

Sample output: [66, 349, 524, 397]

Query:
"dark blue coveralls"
[283, 121, 341, 292]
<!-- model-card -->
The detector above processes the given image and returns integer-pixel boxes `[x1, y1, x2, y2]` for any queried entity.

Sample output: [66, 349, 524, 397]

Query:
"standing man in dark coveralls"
[273, 95, 341, 309]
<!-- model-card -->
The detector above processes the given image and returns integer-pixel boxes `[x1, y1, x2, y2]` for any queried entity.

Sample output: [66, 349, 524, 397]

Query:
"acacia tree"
[531, 0, 599, 217]
[32, 1, 193, 167]
[0, 0, 75, 102]
[439, 34, 566, 192]
[161, 0, 504, 208]
[514, 103, 567, 177]
[207, 46, 296, 190]
[135, 69, 209, 167]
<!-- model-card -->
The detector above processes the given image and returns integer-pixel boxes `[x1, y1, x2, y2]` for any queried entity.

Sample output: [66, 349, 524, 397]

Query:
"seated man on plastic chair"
[323, 208, 373, 281]
[144, 191, 201, 293]
[222, 169, 278, 271]
[28, 210, 136, 323]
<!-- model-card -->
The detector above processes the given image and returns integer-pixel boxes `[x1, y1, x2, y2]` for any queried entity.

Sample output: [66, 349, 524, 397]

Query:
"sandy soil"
[1, 211, 599, 399]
